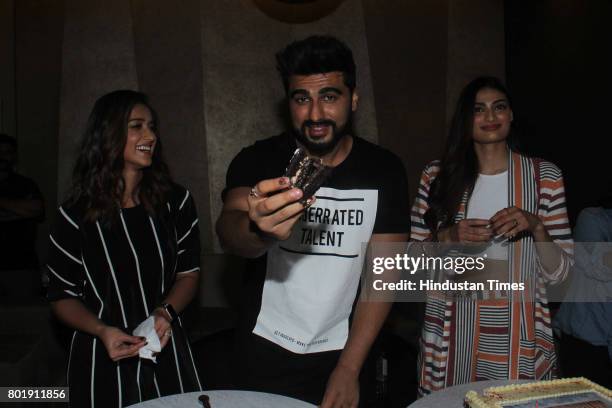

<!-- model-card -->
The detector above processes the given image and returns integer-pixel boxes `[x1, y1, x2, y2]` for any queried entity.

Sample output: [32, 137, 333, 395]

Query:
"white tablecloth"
[126, 390, 317, 408]
[407, 379, 532, 407]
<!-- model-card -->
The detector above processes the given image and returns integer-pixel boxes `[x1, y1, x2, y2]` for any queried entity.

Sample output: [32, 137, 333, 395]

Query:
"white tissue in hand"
[133, 316, 161, 363]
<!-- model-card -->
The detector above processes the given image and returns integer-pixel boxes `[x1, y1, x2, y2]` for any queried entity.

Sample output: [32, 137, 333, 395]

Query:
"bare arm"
[159, 272, 199, 315]
[51, 298, 146, 361]
[151, 271, 200, 348]
[321, 232, 409, 408]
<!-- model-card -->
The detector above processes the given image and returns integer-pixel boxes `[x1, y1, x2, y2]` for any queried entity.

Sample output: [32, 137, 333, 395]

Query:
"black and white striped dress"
[47, 185, 202, 407]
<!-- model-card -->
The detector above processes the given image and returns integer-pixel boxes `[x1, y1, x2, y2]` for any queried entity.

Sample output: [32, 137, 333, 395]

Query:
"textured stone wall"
[362, 0, 450, 201]
[2, 0, 505, 307]
[131, 0, 213, 250]
[361, 0, 505, 200]
[203, 0, 378, 254]
[57, 0, 139, 199]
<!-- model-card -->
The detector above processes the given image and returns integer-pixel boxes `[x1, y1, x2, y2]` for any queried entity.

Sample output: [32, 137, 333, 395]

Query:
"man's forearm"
[216, 209, 272, 258]
[335, 233, 408, 372]
[336, 301, 392, 374]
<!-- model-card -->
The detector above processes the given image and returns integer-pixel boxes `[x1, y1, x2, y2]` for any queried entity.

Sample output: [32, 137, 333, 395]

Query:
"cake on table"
[465, 377, 612, 408]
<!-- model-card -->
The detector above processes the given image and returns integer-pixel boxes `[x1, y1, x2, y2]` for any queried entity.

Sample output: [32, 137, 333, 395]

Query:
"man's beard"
[291, 114, 353, 156]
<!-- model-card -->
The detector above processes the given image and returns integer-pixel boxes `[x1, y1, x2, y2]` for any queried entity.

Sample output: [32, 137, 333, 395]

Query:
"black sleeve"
[221, 146, 263, 202]
[372, 154, 411, 235]
[46, 206, 85, 301]
[174, 189, 201, 275]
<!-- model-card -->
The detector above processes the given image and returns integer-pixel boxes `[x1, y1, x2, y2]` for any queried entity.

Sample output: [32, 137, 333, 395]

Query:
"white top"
[466, 171, 509, 260]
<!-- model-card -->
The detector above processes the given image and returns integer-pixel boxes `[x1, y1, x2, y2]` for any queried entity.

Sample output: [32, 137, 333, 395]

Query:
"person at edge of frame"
[0, 133, 45, 297]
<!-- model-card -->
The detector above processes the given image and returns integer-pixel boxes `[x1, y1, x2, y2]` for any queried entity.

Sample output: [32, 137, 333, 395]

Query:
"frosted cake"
[465, 378, 612, 408]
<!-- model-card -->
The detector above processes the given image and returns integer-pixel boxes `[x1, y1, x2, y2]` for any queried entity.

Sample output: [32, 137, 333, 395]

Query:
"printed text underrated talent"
[370, 253, 526, 291]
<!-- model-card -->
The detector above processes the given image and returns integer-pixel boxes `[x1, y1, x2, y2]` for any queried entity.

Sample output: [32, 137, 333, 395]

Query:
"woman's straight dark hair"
[424, 76, 519, 235]
[67, 90, 173, 223]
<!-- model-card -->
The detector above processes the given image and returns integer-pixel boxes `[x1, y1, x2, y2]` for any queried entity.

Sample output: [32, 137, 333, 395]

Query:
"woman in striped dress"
[47, 90, 202, 407]
[410, 77, 573, 395]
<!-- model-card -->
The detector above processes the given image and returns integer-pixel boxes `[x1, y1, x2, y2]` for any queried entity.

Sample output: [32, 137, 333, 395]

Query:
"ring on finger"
[164, 331, 172, 337]
[249, 187, 260, 198]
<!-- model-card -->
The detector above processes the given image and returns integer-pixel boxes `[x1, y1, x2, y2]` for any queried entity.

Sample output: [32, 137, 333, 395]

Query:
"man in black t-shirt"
[216, 36, 410, 407]
[0, 134, 44, 293]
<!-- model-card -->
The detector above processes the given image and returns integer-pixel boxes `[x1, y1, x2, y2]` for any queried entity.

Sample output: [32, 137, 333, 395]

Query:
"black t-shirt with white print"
[223, 133, 410, 351]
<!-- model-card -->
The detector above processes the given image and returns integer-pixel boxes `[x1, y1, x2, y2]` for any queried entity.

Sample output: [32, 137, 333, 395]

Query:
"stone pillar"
[131, 0, 213, 251]
[57, 0, 138, 198]
[362, 0, 449, 199]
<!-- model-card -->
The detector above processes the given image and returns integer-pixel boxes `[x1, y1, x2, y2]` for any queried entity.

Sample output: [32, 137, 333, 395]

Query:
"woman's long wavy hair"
[67, 90, 173, 223]
[424, 76, 519, 235]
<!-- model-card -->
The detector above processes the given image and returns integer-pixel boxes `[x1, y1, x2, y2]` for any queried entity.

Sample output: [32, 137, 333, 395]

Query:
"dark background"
[505, 0, 612, 220]
[0, 0, 610, 405]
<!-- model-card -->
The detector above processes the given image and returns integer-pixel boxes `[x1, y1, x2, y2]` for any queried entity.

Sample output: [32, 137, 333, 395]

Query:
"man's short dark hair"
[276, 35, 356, 92]
[0, 133, 17, 149]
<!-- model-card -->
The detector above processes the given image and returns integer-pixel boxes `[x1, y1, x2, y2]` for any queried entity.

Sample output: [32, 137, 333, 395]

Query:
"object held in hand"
[132, 316, 161, 362]
[284, 147, 332, 204]
[198, 394, 211, 408]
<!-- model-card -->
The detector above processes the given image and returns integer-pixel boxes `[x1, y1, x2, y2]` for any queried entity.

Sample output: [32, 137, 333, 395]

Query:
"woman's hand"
[98, 326, 146, 361]
[437, 218, 492, 243]
[153, 307, 172, 349]
[490, 206, 544, 239]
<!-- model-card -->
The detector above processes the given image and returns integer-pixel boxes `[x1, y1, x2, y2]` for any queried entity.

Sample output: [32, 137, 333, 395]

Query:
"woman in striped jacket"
[410, 77, 573, 395]
[47, 90, 202, 407]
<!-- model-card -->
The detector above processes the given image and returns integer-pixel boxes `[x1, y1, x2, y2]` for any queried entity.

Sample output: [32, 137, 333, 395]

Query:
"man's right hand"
[99, 326, 147, 362]
[248, 176, 313, 241]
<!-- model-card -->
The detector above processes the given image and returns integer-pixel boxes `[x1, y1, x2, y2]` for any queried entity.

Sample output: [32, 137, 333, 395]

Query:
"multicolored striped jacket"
[410, 151, 573, 395]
